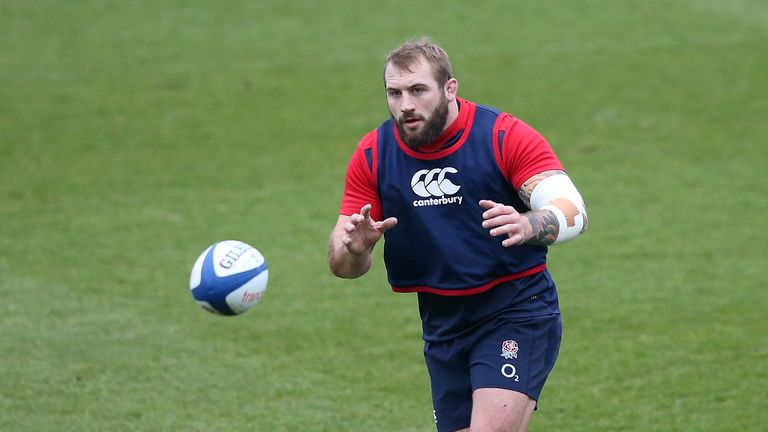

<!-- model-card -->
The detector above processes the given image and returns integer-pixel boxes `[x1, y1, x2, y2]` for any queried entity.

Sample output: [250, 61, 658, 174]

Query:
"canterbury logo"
[410, 167, 461, 197]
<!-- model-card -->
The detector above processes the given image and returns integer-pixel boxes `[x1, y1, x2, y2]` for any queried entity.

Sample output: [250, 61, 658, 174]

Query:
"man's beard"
[395, 96, 449, 150]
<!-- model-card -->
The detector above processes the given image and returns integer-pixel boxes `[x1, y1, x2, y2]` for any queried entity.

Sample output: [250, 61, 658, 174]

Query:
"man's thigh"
[471, 388, 536, 431]
[424, 339, 473, 432]
[425, 314, 561, 431]
[469, 313, 562, 402]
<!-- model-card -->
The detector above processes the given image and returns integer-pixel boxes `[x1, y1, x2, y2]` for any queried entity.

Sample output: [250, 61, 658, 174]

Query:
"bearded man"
[328, 38, 588, 432]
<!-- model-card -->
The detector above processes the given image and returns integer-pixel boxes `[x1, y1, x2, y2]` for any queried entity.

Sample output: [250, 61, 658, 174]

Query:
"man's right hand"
[341, 204, 398, 255]
[328, 204, 398, 278]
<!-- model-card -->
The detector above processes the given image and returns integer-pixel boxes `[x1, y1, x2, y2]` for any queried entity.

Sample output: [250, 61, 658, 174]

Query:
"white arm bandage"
[529, 174, 588, 244]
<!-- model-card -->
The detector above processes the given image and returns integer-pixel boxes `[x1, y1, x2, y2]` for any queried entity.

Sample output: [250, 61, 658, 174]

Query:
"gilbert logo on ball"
[189, 240, 268, 316]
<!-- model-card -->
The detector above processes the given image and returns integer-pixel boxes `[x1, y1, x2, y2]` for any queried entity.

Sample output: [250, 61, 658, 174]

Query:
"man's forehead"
[385, 59, 436, 87]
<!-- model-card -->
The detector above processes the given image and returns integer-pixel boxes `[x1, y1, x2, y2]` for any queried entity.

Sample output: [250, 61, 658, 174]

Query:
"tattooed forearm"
[524, 209, 560, 246]
[518, 170, 565, 207]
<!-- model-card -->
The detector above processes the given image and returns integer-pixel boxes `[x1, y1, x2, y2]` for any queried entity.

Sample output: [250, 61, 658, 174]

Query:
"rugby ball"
[189, 240, 268, 316]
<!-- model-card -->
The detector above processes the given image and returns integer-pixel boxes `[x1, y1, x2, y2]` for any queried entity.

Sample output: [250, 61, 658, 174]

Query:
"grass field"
[1, 1, 766, 430]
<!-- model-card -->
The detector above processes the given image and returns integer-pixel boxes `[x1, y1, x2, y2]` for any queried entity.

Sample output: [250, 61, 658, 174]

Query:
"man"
[328, 38, 588, 432]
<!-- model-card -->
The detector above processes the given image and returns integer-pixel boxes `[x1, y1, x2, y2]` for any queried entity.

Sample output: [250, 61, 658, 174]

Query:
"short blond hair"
[385, 38, 454, 86]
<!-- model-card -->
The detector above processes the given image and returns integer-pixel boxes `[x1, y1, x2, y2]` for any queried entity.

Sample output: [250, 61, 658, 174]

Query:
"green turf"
[1, 0, 766, 430]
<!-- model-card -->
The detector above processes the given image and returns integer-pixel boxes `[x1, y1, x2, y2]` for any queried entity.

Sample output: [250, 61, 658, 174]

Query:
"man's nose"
[400, 94, 416, 113]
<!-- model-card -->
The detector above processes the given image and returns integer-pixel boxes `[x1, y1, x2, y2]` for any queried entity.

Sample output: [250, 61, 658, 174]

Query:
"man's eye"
[412, 88, 425, 95]
[388, 90, 401, 97]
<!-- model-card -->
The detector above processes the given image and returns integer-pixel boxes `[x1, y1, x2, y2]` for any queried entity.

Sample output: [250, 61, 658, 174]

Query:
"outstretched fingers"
[342, 204, 397, 254]
[479, 199, 528, 247]
[346, 204, 372, 231]
[480, 200, 519, 228]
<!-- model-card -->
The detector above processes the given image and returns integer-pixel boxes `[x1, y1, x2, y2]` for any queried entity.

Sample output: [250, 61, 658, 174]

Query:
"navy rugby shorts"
[424, 313, 562, 432]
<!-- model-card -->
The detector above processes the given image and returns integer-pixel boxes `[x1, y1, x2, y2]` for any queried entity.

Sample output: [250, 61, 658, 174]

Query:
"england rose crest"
[501, 340, 519, 359]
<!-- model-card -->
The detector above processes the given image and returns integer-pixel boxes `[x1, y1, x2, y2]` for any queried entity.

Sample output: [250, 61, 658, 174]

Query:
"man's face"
[385, 59, 450, 150]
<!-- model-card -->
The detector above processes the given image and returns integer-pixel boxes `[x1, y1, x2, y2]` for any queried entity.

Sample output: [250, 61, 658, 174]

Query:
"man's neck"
[443, 99, 460, 133]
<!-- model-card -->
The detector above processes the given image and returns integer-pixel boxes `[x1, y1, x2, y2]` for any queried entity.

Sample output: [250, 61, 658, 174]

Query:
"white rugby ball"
[189, 240, 268, 316]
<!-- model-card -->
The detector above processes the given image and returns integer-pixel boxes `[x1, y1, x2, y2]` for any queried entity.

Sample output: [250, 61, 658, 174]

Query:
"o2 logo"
[501, 364, 519, 382]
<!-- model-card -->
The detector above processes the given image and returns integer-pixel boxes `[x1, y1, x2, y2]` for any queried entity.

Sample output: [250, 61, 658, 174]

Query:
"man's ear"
[444, 78, 458, 102]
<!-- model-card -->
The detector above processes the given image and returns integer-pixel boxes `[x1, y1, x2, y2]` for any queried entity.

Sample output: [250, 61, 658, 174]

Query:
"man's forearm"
[518, 171, 588, 246]
[523, 209, 560, 246]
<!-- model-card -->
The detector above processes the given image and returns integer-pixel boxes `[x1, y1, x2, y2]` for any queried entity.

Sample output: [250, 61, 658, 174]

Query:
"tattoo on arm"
[524, 209, 559, 246]
[517, 170, 565, 208]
